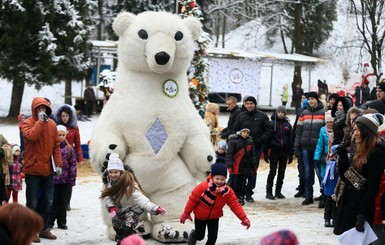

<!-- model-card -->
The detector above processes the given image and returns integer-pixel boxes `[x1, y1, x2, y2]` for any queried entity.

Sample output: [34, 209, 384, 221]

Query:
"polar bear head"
[112, 11, 202, 74]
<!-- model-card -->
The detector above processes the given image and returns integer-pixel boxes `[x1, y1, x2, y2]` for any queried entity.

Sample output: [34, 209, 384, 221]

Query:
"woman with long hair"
[333, 113, 385, 235]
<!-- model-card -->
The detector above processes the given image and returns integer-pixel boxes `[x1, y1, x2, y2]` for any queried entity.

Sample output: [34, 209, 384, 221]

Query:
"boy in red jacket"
[180, 163, 250, 245]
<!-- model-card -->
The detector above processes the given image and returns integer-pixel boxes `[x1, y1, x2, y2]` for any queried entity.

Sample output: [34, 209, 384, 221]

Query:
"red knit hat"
[259, 230, 298, 245]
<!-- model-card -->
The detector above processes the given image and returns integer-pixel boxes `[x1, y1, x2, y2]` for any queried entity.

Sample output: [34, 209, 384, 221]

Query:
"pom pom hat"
[211, 163, 227, 178]
[355, 113, 384, 134]
[57, 125, 67, 133]
[107, 153, 125, 171]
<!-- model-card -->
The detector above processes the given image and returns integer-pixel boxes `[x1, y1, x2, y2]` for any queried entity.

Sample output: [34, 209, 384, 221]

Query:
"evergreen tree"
[179, 0, 211, 117]
[0, 0, 97, 116]
[106, 0, 175, 40]
[261, 0, 336, 106]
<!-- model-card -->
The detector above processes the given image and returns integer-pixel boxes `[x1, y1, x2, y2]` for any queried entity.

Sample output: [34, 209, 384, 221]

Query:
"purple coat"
[54, 141, 77, 186]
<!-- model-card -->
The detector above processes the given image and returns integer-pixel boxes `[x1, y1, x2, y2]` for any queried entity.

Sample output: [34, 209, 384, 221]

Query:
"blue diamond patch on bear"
[146, 118, 168, 154]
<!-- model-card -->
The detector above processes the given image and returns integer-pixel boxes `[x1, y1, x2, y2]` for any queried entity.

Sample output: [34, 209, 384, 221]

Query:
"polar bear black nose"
[155, 52, 170, 65]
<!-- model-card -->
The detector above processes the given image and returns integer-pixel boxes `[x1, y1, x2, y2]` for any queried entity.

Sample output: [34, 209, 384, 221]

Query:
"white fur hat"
[12, 145, 21, 155]
[57, 125, 67, 133]
[107, 153, 124, 171]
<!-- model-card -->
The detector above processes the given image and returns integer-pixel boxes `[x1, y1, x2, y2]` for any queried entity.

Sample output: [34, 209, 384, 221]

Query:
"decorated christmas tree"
[179, 0, 211, 117]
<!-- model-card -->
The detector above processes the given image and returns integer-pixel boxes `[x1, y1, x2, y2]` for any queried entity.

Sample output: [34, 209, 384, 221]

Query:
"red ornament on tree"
[190, 0, 195, 8]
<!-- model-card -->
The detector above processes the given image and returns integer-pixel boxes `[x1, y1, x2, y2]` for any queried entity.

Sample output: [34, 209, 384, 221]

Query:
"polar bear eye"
[138, 29, 148, 40]
[174, 31, 183, 41]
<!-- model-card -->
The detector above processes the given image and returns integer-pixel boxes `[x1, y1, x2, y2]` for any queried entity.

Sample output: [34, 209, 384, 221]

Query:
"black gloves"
[288, 155, 293, 164]
[355, 215, 365, 232]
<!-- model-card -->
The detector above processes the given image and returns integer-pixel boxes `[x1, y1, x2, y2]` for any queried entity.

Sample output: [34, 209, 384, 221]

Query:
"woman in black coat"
[333, 113, 385, 235]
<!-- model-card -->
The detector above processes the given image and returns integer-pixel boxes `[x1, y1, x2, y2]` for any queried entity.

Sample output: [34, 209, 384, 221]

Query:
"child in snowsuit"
[215, 140, 227, 164]
[100, 153, 165, 244]
[226, 128, 258, 205]
[6, 145, 22, 203]
[180, 163, 250, 245]
[48, 125, 77, 229]
[264, 106, 294, 200]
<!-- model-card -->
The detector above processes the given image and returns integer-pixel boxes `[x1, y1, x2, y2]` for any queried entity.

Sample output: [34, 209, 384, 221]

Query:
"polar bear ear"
[183, 16, 202, 40]
[113, 12, 136, 37]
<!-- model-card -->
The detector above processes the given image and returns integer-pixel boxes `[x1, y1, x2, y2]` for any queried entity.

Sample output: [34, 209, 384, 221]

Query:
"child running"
[100, 153, 166, 244]
[6, 144, 22, 203]
[180, 163, 250, 245]
[48, 125, 77, 230]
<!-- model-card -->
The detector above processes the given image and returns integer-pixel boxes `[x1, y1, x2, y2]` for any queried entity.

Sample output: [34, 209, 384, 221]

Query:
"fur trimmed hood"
[54, 104, 78, 128]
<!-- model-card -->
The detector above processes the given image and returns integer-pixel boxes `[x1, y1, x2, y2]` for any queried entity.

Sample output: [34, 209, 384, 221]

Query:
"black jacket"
[221, 105, 242, 140]
[267, 113, 294, 155]
[232, 109, 272, 149]
[226, 134, 258, 174]
[334, 138, 385, 235]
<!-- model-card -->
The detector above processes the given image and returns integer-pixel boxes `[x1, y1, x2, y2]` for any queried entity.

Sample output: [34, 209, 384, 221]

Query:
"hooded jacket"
[21, 97, 62, 176]
[54, 104, 83, 162]
[267, 112, 294, 154]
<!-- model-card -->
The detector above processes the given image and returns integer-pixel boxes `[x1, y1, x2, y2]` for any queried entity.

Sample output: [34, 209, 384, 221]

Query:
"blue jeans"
[302, 149, 315, 198]
[25, 174, 54, 230]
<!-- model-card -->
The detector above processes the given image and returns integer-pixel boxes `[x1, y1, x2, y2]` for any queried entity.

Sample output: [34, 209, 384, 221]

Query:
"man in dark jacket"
[221, 96, 242, 140]
[83, 83, 96, 117]
[233, 96, 273, 202]
[294, 91, 325, 206]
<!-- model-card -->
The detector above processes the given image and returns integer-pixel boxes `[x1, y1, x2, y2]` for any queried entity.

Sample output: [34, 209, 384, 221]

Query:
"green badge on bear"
[162, 79, 179, 98]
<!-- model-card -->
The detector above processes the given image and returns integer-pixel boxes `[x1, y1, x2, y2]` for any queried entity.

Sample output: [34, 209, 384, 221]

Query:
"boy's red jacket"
[183, 180, 247, 221]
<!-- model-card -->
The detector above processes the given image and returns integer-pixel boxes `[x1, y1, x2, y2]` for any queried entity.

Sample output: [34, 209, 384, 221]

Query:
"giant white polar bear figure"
[90, 11, 215, 243]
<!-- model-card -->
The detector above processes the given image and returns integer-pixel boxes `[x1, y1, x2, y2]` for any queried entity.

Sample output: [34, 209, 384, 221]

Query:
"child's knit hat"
[216, 140, 227, 150]
[276, 105, 287, 114]
[107, 153, 124, 171]
[12, 145, 21, 155]
[259, 229, 298, 245]
[57, 125, 67, 133]
[211, 163, 227, 178]
[325, 110, 334, 122]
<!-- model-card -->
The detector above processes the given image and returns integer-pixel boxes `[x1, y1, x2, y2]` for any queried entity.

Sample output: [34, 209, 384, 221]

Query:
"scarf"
[199, 178, 229, 207]
[325, 126, 334, 153]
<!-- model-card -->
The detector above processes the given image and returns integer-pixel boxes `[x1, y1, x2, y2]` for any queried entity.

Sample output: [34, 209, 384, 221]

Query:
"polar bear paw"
[153, 223, 190, 243]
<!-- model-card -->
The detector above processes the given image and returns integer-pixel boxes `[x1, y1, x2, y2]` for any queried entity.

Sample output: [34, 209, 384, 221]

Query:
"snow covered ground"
[0, 113, 339, 245]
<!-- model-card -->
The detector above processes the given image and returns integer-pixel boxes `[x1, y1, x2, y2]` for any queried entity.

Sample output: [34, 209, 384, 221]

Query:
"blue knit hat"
[211, 163, 227, 178]
[216, 140, 227, 150]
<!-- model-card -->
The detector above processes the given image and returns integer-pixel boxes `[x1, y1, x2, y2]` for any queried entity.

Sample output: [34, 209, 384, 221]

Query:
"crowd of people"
[3, 80, 385, 244]
[0, 95, 86, 244]
[211, 82, 385, 244]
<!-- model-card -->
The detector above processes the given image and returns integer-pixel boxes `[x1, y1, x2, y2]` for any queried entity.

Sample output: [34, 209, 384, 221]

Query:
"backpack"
[322, 159, 339, 196]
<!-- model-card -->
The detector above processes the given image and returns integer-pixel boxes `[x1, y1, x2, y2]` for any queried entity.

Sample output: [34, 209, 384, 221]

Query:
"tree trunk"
[291, 3, 303, 107]
[65, 78, 72, 105]
[8, 80, 25, 117]
[222, 14, 226, 48]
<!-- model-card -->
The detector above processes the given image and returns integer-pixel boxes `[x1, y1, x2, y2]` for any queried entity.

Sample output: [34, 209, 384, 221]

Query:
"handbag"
[343, 165, 367, 190]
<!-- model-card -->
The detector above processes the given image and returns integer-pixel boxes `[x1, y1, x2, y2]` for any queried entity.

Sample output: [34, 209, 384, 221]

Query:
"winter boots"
[275, 186, 286, 199]
[266, 186, 275, 200]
